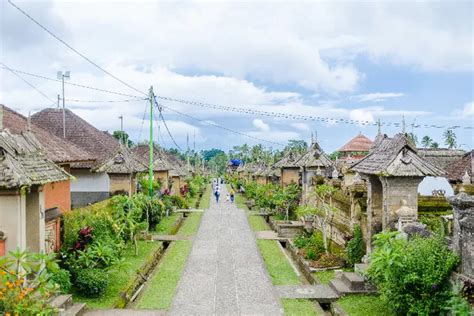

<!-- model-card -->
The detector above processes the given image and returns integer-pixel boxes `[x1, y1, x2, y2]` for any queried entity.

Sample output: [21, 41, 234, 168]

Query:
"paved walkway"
[170, 183, 283, 315]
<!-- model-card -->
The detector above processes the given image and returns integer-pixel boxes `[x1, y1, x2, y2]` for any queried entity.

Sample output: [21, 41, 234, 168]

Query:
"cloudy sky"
[1, 0, 473, 153]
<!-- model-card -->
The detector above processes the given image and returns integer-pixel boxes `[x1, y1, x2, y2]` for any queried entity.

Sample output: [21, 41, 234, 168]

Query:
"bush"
[311, 253, 345, 268]
[346, 225, 365, 266]
[75, 268, 109, 298]
[50, 269, 72, 294]
[368, 232, 459, 315]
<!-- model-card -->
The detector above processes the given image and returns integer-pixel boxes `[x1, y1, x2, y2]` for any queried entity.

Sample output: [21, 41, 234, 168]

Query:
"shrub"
[75, 268, 109, 298]
[50, 269, 72, 294]
[346, 225, 365, 266]
[311, 253, 345, 268]
[368, 232, 459, 315]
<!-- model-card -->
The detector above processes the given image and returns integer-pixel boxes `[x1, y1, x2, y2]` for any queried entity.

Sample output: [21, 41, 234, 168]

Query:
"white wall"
[0, 193, 25, 253]
[70, 169, 110, 192]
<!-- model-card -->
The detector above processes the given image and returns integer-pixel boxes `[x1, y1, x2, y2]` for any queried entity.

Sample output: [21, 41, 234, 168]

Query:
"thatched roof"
[338, 133, 373, 153]
[161, 150, 188, 177]
[131, 145, 172, 172]
[31, 108, 119, 169]
[93, 145, 147, 174]
[0, 130, 70, 188]
[445, 150, 473, 183]
[296, 142, 333, 168]
[417, 148, 465, 170]
[351, 133, 444, 177]
[273, 151, 302, 168]
[1, 105, 92, 164]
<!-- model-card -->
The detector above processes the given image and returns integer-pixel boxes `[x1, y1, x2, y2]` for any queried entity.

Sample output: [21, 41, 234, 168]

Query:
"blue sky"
[1, 0, 472, 153]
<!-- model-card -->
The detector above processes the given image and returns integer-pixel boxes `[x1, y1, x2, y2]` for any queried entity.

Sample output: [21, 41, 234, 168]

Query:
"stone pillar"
[449, 192, 474, 278]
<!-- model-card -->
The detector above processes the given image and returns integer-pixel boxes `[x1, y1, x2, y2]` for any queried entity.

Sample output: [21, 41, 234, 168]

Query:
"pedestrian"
[226, 194, 230, 203]
[229, 188, 235, 203]
[214, 187, 221, 203]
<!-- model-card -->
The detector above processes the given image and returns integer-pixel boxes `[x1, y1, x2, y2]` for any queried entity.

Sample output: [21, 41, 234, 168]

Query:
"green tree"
[285, 139, 308, 155]
[207, 151, 228, 175]
[113, 130, 133, 147]
[201, 148, 225, 162]
[430, 141, 439, 148]
[421, 135, 433, 148]
[407, 132, 418, 146]
[443, 129, 457, 149]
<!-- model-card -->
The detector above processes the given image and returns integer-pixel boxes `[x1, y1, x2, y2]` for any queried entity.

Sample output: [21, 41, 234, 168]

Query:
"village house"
[351, 133, 444, 252]
[32, 108, 143, 207]
[273, 152, 303, 187]
[1, 105, 93, 251]
[161, 150, 188, 195]
[338, 133, 373, 160]
[445, 150, 473, 194]
[0, 130, 70, 256]
[131, 144, 172, 190]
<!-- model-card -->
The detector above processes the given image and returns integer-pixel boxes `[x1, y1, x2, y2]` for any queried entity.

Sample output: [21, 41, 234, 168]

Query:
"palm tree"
[407, 133, 418, 146]
[443, 129, 457, 149]
[430, 142, 439, 148]
[421, 135, 433, 148]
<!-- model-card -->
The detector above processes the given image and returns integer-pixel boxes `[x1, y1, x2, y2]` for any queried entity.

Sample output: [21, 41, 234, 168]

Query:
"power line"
[1, 62, 56, 104]
[0, 66, 144, 99]
[157, 95, 474, 130]
[8, 0, 147, 97]
[156, 103, 183, 151]
[63, 98, 147, 103]
[159, 103, 285, 147]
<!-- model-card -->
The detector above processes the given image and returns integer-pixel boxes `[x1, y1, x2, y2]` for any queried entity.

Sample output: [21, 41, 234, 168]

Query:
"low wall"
[71, 192, 109, 209]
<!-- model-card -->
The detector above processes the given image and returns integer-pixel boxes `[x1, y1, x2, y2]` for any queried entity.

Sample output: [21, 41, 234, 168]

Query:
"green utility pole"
[148, 86, 154, 197]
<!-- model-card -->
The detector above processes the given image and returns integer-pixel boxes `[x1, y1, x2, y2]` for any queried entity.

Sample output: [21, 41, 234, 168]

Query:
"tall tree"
[430, 142, 439, 148]
[112, 130, 133, 147]
[443, 129, 457, 149]
[284, 139, 308, 155]
[407, 133, 418, 146]
[421, 135, 433, 148]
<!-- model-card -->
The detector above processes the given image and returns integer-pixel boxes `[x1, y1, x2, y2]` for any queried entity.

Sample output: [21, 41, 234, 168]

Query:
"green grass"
[282, 299, 321, 316]
[177, 213, 202, 236]
[74, 241, 162, 309]
[338, 295, 394, 316]
[199, 185, 211, 210]
[311, 270, 335, 285]
[257, 240, 300, 285]
[154, 213, 181, 234]
[135, 241, 192, 309]
[248, 215, 271, 231]
[225, 184, 249, 211]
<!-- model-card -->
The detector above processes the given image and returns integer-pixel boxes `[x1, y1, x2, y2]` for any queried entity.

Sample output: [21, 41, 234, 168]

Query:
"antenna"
[57, 70, 71, 138]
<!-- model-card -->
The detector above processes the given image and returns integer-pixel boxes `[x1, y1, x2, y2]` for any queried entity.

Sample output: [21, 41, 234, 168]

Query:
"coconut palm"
[421, 135, 433, 148]
[443, 129, 457, 149]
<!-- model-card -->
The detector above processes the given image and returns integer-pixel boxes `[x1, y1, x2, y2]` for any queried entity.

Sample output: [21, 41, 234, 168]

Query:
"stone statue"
[462, 171, 471, 185]
[332, 168, 339, 179]
[395, 199, 417, 231]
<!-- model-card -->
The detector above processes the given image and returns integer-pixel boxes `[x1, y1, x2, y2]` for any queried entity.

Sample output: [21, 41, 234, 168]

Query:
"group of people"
[212, 178, 235, 204]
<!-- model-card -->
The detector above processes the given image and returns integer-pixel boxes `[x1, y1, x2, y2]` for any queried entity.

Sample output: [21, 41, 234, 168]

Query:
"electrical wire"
[158, 107, 183, 151]
[0, 66, 144, 99]
[1, 62, 56, 104]
[8, 0, 147, 97]
[158, 103, 285, 147]
[63, 98, 147, 103]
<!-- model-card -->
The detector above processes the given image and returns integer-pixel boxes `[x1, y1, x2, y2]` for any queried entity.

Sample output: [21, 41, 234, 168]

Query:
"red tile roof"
[338, 133, 373, 153]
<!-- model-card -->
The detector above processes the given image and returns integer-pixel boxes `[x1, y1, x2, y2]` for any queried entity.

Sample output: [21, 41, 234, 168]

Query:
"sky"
[1, 0, 473, 153]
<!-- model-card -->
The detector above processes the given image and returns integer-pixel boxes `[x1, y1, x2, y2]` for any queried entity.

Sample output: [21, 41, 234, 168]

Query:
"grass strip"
[257, 240, 300, 285]
[199, 185, 211, 210]
[135, 241, 192, 309]
[177, 213, 202, 237]
[248, 215, 271, 231]
[282, 299, 321, 316]
[337, 294, 393, 316]
[74, 241, 162, 309]
[311, 270, 335, 285]
[154, 213, 181, 234]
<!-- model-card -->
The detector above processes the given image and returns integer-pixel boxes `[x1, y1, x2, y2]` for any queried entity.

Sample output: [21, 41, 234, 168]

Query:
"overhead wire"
[8, 0, 147, 97]
[158, 103, 285, 147]
[155, 100, 183, 151]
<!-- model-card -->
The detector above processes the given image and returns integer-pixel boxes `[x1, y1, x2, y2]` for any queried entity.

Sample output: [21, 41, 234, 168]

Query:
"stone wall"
[109, 173, 132, 195]
[71, 191, 110, 209]
[281, 168, 300, 187]
[449, 192, 474, 278]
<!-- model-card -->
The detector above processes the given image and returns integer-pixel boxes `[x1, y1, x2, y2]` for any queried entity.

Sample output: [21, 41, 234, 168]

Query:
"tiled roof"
[273, 151, 302, 168]
[131, 145, 172, 171]
[445, 150, 473, 183]
[0, 130, 70, 188]
[31, 108, 119, 168]
[351, 133, 444, 177]
[1, 105, 93, 164]
[338, 133, 373, 152]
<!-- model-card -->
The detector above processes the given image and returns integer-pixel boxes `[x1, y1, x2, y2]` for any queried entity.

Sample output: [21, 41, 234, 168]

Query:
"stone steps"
[329, 272, 376, 295]
[63, 303, 86, 316]
[50, 294, 86, 316]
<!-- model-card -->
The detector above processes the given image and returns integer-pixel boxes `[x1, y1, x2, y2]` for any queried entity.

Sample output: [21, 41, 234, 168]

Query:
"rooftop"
[338, 133, 373, 153]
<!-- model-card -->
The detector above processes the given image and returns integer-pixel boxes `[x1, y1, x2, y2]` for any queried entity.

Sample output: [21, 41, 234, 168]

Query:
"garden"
[0, 174, 208, 315]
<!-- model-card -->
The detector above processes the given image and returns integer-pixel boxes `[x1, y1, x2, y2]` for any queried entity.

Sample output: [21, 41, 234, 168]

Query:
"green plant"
[50, 269, 72, 294]
[75, 268, 109, 298]
[0, 249, 60, 315]
[368, 232, 459, 315]
[346, 225, 365, 266]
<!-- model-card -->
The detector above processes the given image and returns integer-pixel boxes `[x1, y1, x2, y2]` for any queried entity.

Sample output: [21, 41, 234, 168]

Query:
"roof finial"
[377, 119, 381, 135]
[310, 132, 314, 146]
[27, 111, 31, 131]
[402, 115, 406, 133]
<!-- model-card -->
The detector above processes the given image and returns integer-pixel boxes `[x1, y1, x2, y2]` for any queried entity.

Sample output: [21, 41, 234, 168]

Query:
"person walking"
[214, 187, 221, 203]
[229, 188, 235, 203]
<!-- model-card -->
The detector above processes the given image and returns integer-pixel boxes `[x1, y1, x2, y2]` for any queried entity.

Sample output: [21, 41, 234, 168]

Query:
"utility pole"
[118, 115, 124, 145]
[148, 86, 154, 197]
[57, 71, 70, 138]
[57, 94, 60, 108]
[187, 133, 190, 172]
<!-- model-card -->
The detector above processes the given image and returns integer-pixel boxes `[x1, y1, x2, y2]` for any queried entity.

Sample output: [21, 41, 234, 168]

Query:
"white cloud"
[290, 122, 311, 131]
[461, 101, 474, 117]
[353, 92, 404, 103]
[252, 119, 270, 132]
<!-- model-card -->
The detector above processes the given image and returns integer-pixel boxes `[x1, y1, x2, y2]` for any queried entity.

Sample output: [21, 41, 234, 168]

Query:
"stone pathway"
[275, 285, 338, 303]
[170, 184, 283, 315]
